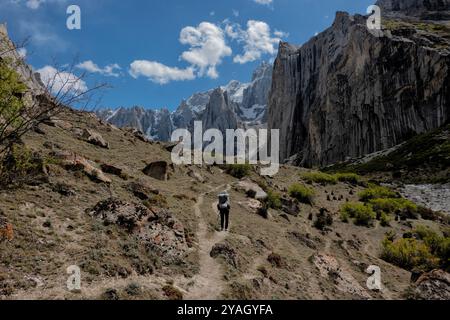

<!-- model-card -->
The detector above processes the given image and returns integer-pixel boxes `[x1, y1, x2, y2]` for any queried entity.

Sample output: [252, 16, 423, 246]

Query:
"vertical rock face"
[201, 88, 238, 133]
[268, 11, 450, 167]
[377, 0, 450, 14]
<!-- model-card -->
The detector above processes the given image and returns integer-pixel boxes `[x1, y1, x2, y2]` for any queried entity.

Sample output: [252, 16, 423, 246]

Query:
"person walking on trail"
[218, 192, 230, 232]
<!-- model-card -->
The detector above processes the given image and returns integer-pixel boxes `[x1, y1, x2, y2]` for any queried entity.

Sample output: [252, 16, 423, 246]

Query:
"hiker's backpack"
[218, 193, 229, 209]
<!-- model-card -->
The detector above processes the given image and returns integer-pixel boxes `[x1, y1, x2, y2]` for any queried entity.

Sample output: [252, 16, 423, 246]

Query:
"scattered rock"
[187, 168, 204, 183]
[210, 243, 239, 268]
[288, 232, 317, 250]
[267, 252, 287, 269]
[412, 270, 450, 300]
[101, 163, 127, 179]
[82, 129, 109, 149]
[163, 142, 178, 152]
[143, 161, 170, 181]
[162, 285, 183, 300]
[130, 129, 151, 143]
[43, 141, 62, 150]
[43, 118, 72, 130]
[102, 288, 119, 300]
[280, 197, 300, 217]
[51, 182, 75, 197]
[127, 181, 159, 200]
[236, 179, 268, 200]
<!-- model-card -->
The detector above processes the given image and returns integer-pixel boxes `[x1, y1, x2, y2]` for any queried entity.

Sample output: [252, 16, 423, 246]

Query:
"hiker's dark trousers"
[220, 211, 229, 230]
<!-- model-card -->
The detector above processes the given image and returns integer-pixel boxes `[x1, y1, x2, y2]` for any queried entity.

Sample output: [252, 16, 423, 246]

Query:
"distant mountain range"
[96, 62, 273, 141]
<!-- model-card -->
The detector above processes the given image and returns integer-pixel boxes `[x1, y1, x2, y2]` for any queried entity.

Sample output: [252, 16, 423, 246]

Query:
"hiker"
[217, 192, 230, 232]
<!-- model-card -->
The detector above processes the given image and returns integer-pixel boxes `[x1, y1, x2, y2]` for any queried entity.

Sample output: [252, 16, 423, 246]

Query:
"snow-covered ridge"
[96, 62, 273, 141]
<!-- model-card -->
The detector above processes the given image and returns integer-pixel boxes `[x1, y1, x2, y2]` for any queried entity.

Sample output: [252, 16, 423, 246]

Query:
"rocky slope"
[97, 62, 272, 141]
[268, 1, 450, 167]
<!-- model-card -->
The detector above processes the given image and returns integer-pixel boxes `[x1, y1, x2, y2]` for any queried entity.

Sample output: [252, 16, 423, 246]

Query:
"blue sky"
[0, 0, 374, 111]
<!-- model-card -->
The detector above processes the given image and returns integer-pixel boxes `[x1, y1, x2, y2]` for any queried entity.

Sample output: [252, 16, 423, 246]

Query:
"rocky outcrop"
[413, 269, 450, 300]
[377, 0, 450, 19]
[87, 199, 188, 263]
[268, 10, 450, 167]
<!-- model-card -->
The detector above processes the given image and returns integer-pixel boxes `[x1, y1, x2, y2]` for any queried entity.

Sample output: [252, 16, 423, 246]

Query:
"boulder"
[127, 181, 159, 200]
[143, 161, 170, 181]
[413, 270, 450, 300]
[280, 197, 300, 216]
[52, 151, 111, 184]
[236, 179, 267, 200]
[82, 129, 109, 149]
[101, 164, 127, 179]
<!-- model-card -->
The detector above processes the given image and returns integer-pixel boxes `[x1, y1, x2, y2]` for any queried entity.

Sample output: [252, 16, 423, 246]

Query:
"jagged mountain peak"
[98, 61, 273, 140]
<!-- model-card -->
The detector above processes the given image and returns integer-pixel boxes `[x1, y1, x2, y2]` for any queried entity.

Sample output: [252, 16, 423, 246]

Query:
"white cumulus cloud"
[179, 22, 232, 79]
[253, 0, 273, 6]
[231, 20, 282, 64]
[25, 0, 66, 10]
[129, 60, 195, 85]
[76, 60, 121, 77]
[37, 65, 87, 94]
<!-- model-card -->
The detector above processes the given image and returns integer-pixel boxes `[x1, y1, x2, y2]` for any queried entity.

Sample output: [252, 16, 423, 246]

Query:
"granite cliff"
[268, 0, 450, 167]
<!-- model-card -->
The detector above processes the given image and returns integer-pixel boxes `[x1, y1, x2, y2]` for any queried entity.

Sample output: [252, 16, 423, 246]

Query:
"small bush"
[359, 186, 397, 202]
[381, 237, 439, 271]
[265, 190, 282, 209]
[380, 212, 392, 227]
[162, 285, 183, 300]
[301, 172, 337, 185]
[335, 173, 361, 185]
[125, 282, 142, 296]
[226, 164, 252, 179]
[340, 202, 376, 227]
[370, 198, 418, 217]
[288, 184, 315, 204]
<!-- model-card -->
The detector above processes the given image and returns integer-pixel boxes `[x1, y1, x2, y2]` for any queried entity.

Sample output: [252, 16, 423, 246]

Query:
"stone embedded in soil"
[143, 161, 170, 181]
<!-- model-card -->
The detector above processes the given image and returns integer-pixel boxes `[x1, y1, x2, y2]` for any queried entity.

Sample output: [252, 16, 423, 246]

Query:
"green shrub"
[335, 173, 362, 185]
[358, 186, 397, 202]
[0, 59, 27, 133]
[380, 212, 392, 227]
[381, 237, 439, 271]
[265, 190, 282, 209]
[288, 184, 315, 204]
[301, 172, 337, 185]
[381, 226, 450, 272]
[370, 198, 418, 215]
[340, 202, 376, 227]
[225, 164, 252, 179]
